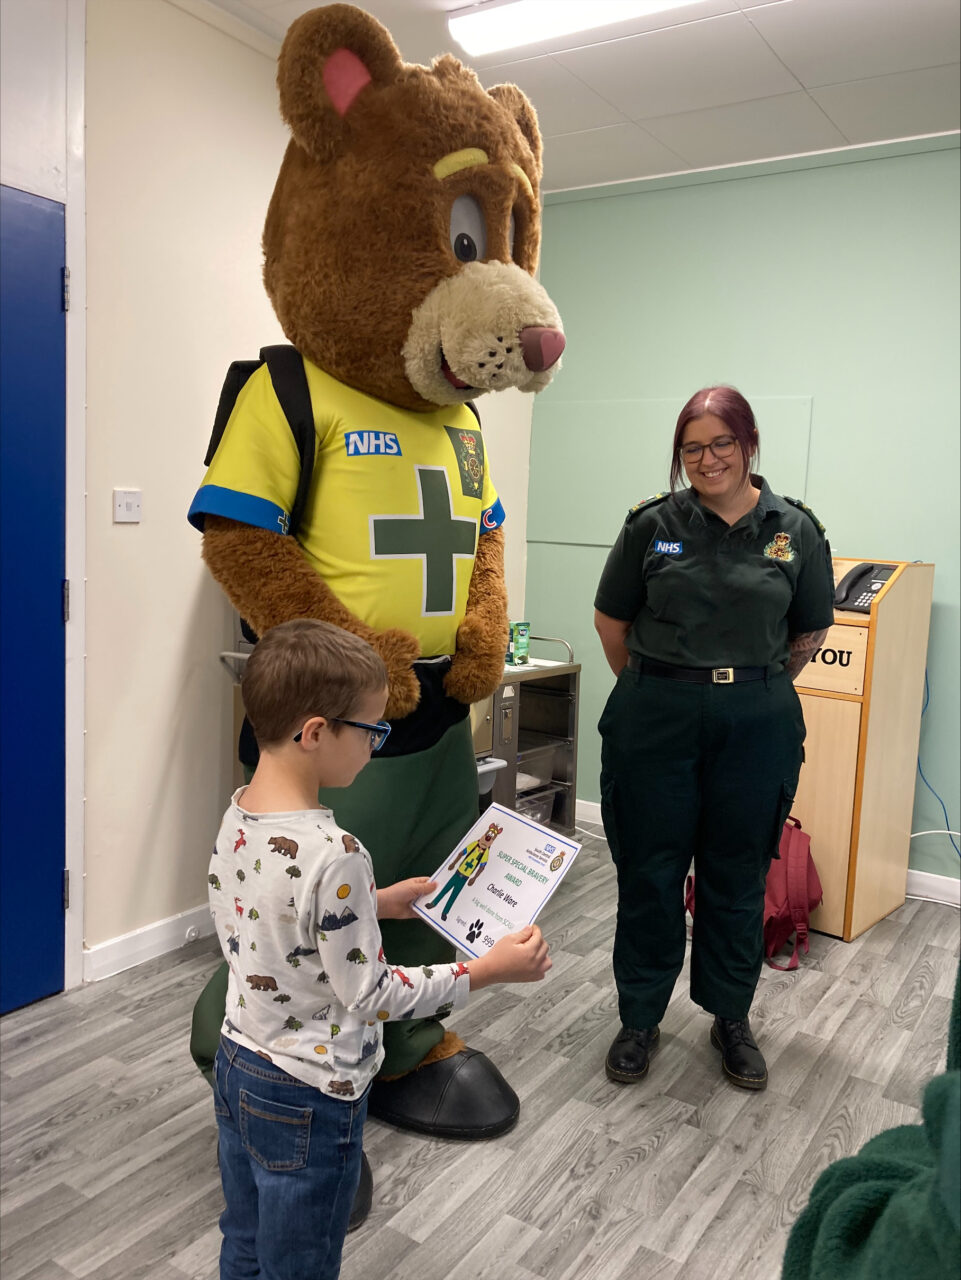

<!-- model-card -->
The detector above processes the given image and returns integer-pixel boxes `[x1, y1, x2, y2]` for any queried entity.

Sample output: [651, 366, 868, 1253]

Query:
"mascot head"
[264, 3, 564, 412]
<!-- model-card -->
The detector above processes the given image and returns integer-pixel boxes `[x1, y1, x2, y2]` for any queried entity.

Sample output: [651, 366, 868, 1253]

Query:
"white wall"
[83, 0, 534, 962]
[0, 0, 67, 200]
[84, 0, 288, 949]
[472, 387, 532, 620]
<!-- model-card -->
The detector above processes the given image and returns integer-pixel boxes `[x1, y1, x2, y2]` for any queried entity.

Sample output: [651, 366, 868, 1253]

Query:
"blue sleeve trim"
[187, 485, 291, 536]
[480, 498, 505, 533]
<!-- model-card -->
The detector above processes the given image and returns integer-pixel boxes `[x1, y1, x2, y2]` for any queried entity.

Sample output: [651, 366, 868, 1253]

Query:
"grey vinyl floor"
[2, 821, 958, 1280]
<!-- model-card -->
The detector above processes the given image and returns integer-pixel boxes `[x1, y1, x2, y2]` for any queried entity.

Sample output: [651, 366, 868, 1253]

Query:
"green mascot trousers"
[599, 666, 805, 1028]
[190, 719, 478, 1081]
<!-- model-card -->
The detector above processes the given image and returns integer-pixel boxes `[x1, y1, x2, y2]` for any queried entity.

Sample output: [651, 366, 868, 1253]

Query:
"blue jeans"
[213, 1036, 368, 1280]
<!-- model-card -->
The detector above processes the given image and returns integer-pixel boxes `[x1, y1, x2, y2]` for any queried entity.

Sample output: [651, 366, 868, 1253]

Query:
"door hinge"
[63, 869, 70, 911]
[62, 579, 70, 622]
[62, 266, 71, 312]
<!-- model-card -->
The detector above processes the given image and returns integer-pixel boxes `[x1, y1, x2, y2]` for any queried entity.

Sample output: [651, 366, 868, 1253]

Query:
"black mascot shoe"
[367, 1048, 519, 1140]
[605, 1025, 660, 1083]
[347, 1152, 373, 1233]
[711, 1016, 768, 1090]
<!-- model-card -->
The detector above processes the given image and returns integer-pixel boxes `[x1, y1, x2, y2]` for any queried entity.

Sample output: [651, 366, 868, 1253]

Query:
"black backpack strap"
[465, 399, 480, 425]
[260, 345, 316, 540]
[206, 359, 262, 466]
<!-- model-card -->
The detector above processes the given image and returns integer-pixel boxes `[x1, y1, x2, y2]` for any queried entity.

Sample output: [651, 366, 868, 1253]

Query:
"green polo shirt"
[594, 477, 835, 671]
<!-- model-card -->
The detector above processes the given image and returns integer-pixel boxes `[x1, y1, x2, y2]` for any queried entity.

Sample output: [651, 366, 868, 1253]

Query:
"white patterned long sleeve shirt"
[208, 788, 469, 1099]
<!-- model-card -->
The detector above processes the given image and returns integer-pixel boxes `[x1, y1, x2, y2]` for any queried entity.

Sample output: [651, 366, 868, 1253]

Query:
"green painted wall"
[527, 140, 960, 880]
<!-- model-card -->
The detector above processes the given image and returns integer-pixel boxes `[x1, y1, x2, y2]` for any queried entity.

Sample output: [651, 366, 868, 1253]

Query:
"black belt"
[627, 655, 768, 684]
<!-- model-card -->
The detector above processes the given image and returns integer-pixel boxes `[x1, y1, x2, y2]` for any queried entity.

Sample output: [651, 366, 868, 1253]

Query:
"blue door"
[0, 184, 67, 1014]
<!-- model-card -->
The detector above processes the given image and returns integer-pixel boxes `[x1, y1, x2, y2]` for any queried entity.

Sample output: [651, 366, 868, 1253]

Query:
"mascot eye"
[450, 195, 487, 263]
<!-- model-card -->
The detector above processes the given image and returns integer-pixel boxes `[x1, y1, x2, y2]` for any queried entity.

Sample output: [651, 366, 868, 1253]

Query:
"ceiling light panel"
[448, 0, 713, 58]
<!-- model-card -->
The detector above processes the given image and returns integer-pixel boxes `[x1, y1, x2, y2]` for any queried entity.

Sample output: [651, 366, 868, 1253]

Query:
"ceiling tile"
[477, 57, 627, 136]
[810, 64, 961, 144]
[642, 90, 848, 167]
[200, 0, 286, 39]
[541, 122, 689, 191]
[555, 11, 802, 120]
[745, 0, 961, 88]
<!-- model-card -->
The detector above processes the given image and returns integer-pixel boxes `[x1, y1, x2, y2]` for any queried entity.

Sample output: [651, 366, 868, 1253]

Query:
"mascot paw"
[369, 1043, 519, 1140]
[445, 644, 506, 706]
[371, 628, 421, 719]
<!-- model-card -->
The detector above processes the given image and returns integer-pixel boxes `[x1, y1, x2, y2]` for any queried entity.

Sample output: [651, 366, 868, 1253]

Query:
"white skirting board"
[906, 869, 961, 908]
[82, 904, 217, 984]
[575, 799, 602, 826]
[576, 800, 959, 908]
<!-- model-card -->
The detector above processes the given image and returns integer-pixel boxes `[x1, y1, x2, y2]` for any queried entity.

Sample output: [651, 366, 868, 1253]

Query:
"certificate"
[412, 802, 581, 958]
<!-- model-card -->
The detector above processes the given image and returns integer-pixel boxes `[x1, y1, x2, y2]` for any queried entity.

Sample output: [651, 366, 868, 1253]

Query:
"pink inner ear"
[323, 48, 372, 117]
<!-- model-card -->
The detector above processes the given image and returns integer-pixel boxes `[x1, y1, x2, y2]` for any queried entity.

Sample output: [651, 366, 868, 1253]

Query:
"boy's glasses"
[680, 435, 737, 462]
[294, 718, 392, 752]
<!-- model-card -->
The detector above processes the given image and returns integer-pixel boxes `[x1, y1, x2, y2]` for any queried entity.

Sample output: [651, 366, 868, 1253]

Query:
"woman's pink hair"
[669, 385, 759, 492]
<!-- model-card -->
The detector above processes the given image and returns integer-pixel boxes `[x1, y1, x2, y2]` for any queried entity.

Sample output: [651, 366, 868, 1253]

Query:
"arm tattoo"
[785, 628, 828, 679]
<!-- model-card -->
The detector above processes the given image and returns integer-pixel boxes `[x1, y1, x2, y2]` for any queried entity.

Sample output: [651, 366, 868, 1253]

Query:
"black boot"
[605, 1025, 659, 1083]
[711, 1017, 767, 1090]
[347, 1152, 373, 1232]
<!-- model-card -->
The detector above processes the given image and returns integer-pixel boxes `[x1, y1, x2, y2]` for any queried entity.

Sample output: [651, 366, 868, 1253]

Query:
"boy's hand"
[468, 925, 551, 990]
[377, 877, 437, 920]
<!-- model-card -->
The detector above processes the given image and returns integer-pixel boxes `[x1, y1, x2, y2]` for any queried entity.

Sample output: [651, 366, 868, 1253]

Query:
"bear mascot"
[187, 1, 564, 1222]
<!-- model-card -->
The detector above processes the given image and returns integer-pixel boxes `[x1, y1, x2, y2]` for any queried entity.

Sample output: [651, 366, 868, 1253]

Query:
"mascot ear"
[486, 82, 543, 178]
[277, 3, 404, 161]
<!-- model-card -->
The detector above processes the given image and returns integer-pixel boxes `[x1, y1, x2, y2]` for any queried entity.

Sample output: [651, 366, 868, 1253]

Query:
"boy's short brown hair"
[241, 619, 387, 748]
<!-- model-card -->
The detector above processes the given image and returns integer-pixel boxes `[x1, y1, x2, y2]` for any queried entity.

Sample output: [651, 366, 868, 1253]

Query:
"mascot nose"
[519, 326, 566, 372]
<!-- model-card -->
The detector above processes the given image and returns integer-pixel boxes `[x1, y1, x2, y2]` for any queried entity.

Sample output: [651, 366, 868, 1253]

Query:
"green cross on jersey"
[371, 466, 477, 615]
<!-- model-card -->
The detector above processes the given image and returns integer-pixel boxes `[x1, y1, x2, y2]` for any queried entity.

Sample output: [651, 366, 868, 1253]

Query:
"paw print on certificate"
[465, 919, 485, 944]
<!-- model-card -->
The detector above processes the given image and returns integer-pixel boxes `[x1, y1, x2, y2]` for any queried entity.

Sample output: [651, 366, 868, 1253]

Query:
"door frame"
[63, 0, 85, 990]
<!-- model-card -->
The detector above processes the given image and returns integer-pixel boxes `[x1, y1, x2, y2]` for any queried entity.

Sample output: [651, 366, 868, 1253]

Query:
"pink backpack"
[685, 816, 823, 971]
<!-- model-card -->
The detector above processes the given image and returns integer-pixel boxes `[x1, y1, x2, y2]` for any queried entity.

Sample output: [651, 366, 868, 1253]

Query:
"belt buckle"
[712, 667, 734, 684]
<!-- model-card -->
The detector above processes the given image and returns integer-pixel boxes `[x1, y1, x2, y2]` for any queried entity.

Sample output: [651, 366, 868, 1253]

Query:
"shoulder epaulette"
[626, 492, 668, 522]
[784, 495, 826, 534]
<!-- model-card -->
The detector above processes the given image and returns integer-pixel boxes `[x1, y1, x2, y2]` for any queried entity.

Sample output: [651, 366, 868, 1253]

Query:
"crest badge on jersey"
[445, 425, 485, 499]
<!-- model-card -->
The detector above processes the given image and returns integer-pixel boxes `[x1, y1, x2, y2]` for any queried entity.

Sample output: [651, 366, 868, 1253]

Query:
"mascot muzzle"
[403, 259, 565, 406]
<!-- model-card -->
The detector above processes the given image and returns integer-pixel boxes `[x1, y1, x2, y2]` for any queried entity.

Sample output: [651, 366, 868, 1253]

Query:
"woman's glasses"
[680, 435, 737, 463]
[293, 718, 392, 752]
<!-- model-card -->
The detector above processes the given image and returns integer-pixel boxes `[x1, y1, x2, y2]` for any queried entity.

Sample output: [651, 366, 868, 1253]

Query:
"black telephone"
[833, 562, 895, 613]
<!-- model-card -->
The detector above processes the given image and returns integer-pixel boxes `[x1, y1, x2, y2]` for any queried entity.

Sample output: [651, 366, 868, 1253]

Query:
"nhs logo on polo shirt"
[345, 431, 402, 456]
[654, 539, 683, 555]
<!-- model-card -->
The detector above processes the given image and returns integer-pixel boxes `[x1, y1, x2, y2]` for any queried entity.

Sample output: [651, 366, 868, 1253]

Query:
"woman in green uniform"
[594, 386, 834, 1090]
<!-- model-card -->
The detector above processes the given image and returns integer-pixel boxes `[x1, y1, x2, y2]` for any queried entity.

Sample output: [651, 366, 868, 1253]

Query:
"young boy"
[208, 618, 551, 1280]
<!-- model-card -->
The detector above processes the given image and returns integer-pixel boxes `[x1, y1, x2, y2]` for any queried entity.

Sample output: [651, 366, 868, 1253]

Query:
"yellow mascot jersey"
[188, 358, 504, 657]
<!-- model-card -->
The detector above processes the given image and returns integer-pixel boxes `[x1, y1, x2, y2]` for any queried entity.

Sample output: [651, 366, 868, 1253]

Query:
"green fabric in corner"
[782, 962, 961, 1279]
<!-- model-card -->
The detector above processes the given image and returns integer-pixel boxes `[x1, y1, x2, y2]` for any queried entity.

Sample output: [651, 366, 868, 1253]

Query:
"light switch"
[113, 488, 142, 523]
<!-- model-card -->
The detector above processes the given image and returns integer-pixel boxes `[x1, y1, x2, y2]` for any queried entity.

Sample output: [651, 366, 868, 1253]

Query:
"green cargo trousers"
[190, 719, 478, 1082]
[599, 665, 805, 1028]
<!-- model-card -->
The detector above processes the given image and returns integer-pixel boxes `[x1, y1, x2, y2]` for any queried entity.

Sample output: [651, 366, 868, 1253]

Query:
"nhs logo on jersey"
[345, 431, 402, 457]
[654, 539, 683, 555]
